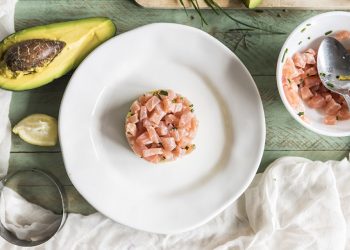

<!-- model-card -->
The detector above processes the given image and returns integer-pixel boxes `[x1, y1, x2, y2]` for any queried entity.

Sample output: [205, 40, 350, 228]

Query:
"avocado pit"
[3, 39, 66, 73]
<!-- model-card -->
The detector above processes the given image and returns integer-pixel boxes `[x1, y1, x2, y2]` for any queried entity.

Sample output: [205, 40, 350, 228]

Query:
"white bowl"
[276, 11, 350, 137]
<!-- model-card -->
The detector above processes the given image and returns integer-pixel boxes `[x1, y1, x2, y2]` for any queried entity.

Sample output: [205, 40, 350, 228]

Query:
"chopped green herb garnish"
[298, 41, 302, 45]
[172, 99, 177, 103]
[327, 83, 334, 88]
[127, 112, 134, 117]
[325, 30, 332, 35]
[172, 127, 177, 130]
[159, 90, 168, 96]
[319, 72, 326, 77]
[190, 109, 194, 112]
[192, 144, 196, 149]
[301, 28, 306, 32]
[307, 37, 311, 40]
[180, 96, 184, 100]
[306, 23, 311, 26]
[287, 78, 291, 83]
[297, 112, 304, 116]
[189, 104, 194, 108]
[281, 48, 288, 63]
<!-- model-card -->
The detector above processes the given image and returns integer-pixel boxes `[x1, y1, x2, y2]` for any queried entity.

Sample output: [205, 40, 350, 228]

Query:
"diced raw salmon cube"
[292, 52, 306, 68]
[130, 101, 141, 114]
[132, 143, 148, 157]
[178, 128, 189, 138]
[300, 87, 313, 100]
[126, 123, 137, 137]
[142, 148, 163, 158]
[325, 99, 341, 115]
[160, 137, 176, 151]
[305, 48, 316, 56]
[178, 137, 191, 148]
[136, 132, 152, 145]
[174, 146, 186, 157]
[321, 92, 332, 102]
[139, 93, 153, 105]
[163, 150, 174, 160]
[171, 103, 183, 113]
[168, 90, 176, 101]
[127, 113, 139, 124]
[145, 96, 161, 112]
[146, 126, 159, 143]
[162, 98, 174, 113]
[303, 52, 316, 64]
[179, 111, 193, 128]
[156, 121, 168, 136]
[164, 114, 179, 126]
[139, 106, 148, 120]
[303, 66, 318, 77]
[307, 95, 326, 108]
[170, 129, 180, 142]
[143, 155, 160, 163]
[304, 76, 320, 88]
[283, 84, 300, 108]
[324, 115, 337, 125]
[149, 110, 166, 125]
[337, 107, 350, 120]
[283, 58, 300, 79]
[334, 30, 350, 41]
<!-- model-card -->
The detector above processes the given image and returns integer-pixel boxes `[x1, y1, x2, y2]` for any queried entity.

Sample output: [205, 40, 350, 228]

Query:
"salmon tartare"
[125, 90, 198, 163]
[282, 30, 350, 125]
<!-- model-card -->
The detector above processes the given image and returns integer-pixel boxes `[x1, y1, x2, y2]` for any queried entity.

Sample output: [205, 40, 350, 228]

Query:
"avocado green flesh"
[0, 17, 116, 91]
[242, 0, 262, 8]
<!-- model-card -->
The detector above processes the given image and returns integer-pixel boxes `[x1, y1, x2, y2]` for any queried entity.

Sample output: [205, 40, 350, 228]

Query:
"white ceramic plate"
[277, 11, 350, 137]
[59, 23, 265, 234]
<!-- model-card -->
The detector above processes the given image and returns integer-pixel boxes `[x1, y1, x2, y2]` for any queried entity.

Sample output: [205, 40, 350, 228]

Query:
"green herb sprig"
[179, 0, 255, 27]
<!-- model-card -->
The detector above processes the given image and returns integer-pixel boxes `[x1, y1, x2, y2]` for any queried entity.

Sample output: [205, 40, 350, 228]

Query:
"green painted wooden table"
[10, 1, 350, 214]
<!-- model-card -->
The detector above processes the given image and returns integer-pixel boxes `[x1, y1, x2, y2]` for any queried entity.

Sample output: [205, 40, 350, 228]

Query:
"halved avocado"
[0, 17, 116, 91]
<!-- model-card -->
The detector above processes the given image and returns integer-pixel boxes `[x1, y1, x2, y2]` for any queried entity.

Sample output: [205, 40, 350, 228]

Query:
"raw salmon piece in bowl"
[276, 11, 350, 137]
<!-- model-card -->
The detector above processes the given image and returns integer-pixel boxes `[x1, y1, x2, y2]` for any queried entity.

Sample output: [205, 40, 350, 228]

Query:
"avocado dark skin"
[0, 17, 116, 91]
[4, 39, 66, 72]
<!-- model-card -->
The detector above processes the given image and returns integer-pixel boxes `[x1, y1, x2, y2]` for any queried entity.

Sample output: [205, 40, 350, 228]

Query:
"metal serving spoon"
[317, 37, 350, 110]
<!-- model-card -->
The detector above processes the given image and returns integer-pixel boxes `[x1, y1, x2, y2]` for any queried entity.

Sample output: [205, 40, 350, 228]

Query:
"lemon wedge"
[12, 114, 58, 146]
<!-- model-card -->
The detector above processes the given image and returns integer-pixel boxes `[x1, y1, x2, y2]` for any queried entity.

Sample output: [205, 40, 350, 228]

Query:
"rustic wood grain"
[135, 0, 350, 9]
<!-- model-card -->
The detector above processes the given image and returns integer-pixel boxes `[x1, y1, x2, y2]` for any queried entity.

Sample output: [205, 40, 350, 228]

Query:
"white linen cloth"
[1, 1, 350, 249]
[0, 0, 15, 178]
[0, 157, 349, 250]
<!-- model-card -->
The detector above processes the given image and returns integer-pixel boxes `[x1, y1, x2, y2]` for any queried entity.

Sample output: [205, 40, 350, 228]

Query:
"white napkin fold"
[0, 156, 349, 250]
[0, 0, 15, 178]
[0, 187, 62, 242]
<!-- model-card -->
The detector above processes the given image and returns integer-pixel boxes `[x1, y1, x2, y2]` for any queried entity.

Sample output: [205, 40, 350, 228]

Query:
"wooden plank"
[9, 152, 70, 185]
[135, 0, 350, 9]
[14, 2, 322, 76]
